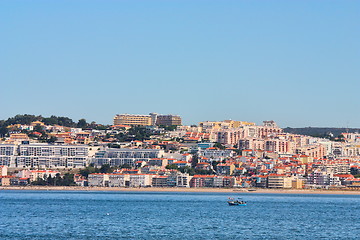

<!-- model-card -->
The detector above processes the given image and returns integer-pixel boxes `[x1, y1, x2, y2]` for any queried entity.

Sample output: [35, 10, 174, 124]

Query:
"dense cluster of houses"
[1, 119, 360, 189]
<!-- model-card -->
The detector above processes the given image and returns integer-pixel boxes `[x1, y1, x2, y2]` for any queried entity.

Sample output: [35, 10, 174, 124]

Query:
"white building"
[129, 174, 155, 187]
[92, 148, 165, 167]
[88, 173, 109, 187]
[108, 174, 130, 187]
[16, 144, 88, 168]
[198, 148, 234, 161]
[0, 165, 8, 176]
[0, 144, 17, 167]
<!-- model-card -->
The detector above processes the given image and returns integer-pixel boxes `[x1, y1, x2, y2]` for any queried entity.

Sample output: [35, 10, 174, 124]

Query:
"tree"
[100, 164, 113, 173]
[47, 175, 54, 185]
[31, 176, 47, 186]
[159, 125, 178, 131]
[195, 169, 214, 175]
[119, 164, 132, 169]
[79, 165, 99, 178]
[62, 173, 76, 186]
[165, 164, 179, 170]
[77, 119, 88, 128]
[126, 126, 152, 141]
[179, 166, 195, 176]
[54, 173, 62, 186]
[33, 124, 44, 133]
[0, 126, 8, 137]
[211, 161, 220, 169]
[213, 142, 226, 150]
[47, 136, 57, 143]
[191, 154, 199, 168]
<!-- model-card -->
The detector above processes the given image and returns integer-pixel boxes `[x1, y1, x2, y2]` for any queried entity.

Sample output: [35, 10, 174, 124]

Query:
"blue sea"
[0, 191, 359, 239]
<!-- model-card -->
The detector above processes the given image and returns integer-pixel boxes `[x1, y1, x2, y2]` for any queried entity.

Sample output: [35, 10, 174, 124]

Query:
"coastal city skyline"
[1, 1, 360, 238]
[1, 114, 360, 190]
[1, 1, 359, 128]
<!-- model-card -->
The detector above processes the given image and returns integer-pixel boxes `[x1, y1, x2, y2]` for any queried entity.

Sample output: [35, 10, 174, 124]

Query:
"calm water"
[0, 191, 359, 239]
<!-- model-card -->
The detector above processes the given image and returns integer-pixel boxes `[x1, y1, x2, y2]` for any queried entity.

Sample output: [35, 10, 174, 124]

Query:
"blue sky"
[1, 1, 359, 127]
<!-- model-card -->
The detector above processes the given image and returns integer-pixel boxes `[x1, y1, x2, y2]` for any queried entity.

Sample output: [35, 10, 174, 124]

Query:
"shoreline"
[1, 186, 360, 195]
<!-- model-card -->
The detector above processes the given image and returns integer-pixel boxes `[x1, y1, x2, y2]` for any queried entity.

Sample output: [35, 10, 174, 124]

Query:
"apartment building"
[0, 144, 16, 167]
[108, 174, 130, 187]
[267, 174, 293, 188]
[216, 163, 235, 175]
[113, 114, 152, 126]
[114, 113, 182, 126]
[214, 129, 243, 146]
[198, 148, 234, 161]
[92, 148, 165, 167]
[129, 174, 154, 187]
[16, 144, 88, 168]
[307, 169, 341, 186]
[190, 175, 216, 187]
[88, 173, 109, 187]
[155, 115, 182, 126]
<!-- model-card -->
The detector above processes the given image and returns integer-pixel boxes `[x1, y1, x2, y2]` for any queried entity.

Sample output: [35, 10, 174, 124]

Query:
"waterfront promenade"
[2, 186, 360, 195]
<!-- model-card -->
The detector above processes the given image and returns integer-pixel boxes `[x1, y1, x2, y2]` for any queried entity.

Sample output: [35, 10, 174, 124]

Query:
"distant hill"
[283, 127, 360, 137]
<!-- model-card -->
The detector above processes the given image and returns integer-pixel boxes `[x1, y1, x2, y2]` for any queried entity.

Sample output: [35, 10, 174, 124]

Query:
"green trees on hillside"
[31, 173, 76, 186]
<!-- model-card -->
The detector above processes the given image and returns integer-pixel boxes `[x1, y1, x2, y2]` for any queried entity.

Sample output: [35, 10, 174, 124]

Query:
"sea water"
[0, 191, 359, 239]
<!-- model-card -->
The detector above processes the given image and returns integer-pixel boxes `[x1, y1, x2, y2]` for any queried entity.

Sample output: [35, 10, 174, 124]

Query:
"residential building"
[114, 113, 182, 126]
[16, 169, 60, 182]
[0, 165, 8, 176]
[0, 144, 16, 167]
[267, 174, 293, 188]
[156, 115, 182, 126]
[152, 175, 168, 187]
[92, 148, 165, 167]
[216, 163, 235, 175]
[129, 174, 154, 187]
[190, 175, 216, 187]
[0, 176, 12, 186]
[113, 114, 152, 126]
[88, 173, 109, 187]
[108, 174, 130, 187]
[16, 144, 88, 168]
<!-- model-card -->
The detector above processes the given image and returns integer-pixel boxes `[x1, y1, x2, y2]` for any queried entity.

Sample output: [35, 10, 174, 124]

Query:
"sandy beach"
[1, 186, 360, 195]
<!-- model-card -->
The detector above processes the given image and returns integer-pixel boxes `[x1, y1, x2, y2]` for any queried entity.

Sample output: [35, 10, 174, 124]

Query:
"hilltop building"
[113, 113, 182, 126]
[113, 114, 152, 126]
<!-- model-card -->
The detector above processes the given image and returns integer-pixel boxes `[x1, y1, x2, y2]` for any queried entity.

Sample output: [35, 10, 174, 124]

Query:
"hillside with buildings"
[1, 113, 360, 190]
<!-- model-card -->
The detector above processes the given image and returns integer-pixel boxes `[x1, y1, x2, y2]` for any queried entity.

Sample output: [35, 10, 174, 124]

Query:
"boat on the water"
[227, 198, 247, 206]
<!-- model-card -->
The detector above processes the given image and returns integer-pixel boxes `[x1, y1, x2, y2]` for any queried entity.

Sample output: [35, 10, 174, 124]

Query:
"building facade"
[113, 114, 152, 126]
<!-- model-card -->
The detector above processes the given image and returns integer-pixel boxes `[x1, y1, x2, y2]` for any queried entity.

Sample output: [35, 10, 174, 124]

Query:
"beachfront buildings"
[16, 169, 60, 182]
[1, 115, 360, 190]
[88, 173, 154, 187]
[267, 174, 293, 188]
[88, 171, 191, 188]
[190, 175, 235, 188]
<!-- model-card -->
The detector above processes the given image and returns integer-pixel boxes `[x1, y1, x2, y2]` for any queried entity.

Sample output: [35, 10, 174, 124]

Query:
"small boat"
[227, 197, 247, 206]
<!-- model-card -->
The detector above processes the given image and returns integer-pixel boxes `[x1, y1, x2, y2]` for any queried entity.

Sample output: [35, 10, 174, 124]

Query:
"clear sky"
[1, 1, 359, 127]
